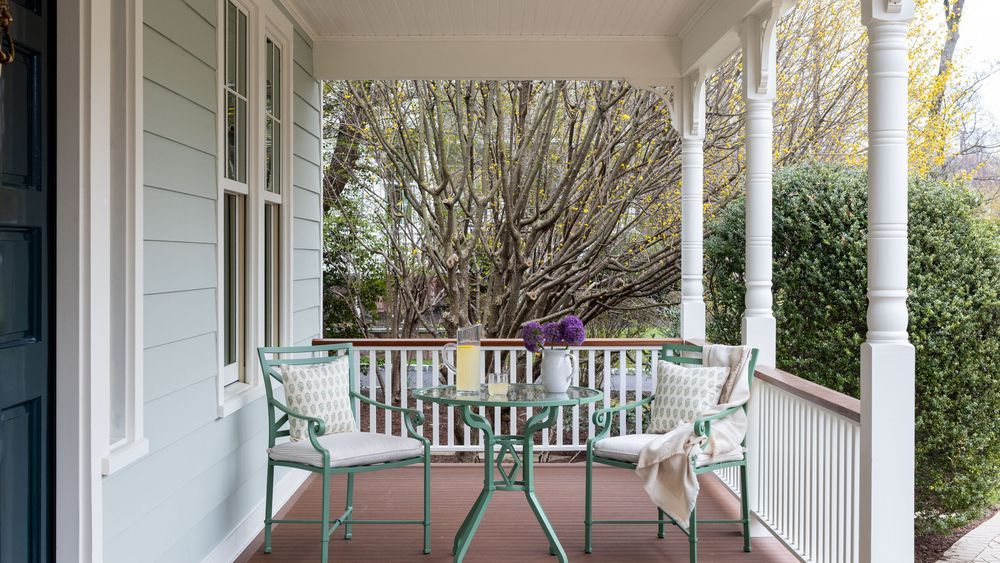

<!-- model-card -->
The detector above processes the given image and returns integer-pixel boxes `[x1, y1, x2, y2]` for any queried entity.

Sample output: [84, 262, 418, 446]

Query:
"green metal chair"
[258, 344, 431, 562]
[584, 342, 758, 563]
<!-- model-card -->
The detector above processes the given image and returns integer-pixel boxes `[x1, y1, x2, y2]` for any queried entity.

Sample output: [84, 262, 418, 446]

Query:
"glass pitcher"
[442, 324, 482, 395]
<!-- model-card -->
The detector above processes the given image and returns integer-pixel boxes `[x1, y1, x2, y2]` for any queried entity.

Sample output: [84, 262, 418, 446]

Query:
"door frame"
[54, 0, 111, 560]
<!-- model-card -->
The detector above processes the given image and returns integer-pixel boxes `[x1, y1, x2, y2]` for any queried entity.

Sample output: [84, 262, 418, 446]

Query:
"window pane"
[237, 10, 247, 96]
[226, 2, 236, 90]
[264, 117, 274, 193]
[273, 44, 281, 119]
[237, 97, 247, 183]
[265, 39, 274, 117]
[225, 92, 237, 181]
[264, 203, 280, 346]
[273, 119, 281, 194]
[224, 193, 247, 371]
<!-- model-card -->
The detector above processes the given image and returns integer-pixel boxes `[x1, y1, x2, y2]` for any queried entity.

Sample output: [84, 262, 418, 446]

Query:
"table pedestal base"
[452, 406, 566, 562]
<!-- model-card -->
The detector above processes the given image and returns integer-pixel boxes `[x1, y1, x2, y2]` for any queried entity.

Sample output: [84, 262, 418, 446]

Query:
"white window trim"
[217, 0, 294, 417]
[102, 0, 148, 476]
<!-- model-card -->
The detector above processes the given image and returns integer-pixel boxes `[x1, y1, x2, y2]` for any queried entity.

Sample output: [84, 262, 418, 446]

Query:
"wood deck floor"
[238, 464, 796, 562]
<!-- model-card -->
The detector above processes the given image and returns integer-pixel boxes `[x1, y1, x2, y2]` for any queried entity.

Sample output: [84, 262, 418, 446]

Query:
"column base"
[679, 300, 706, 341]
[741, 315, 776, 366]
[860, 341, 915, 563]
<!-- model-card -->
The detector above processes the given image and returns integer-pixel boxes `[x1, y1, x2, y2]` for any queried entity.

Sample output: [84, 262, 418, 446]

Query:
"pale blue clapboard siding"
[105, 2, 324, 561]
[294, 248, 321, 280]
[293, 153, 321, 192]
[144, 132, 216, 199]
[143, 331, 216, 403]
[144, 241, 216, 294]
[144, 186, 216, 244]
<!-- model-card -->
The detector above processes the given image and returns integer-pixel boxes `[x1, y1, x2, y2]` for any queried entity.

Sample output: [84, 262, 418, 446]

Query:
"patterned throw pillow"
[646, 361, 730, 434]
[281, 356, 355, 441]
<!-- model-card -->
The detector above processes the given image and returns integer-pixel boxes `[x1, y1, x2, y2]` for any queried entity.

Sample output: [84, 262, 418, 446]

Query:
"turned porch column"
[674, 73, 708, 341]
[740, 11, 777, 368]
[861, 1, 915, 561]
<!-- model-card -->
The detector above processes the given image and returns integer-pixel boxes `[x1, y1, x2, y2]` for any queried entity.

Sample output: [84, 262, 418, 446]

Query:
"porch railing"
[312, 337, 862, 563]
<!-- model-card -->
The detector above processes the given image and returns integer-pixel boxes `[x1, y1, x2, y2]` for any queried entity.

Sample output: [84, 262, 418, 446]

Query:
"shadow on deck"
[238, 464, 796, 562]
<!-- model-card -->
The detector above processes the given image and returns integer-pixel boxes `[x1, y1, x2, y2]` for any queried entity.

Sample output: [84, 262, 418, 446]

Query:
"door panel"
[0, 0, 51, 560]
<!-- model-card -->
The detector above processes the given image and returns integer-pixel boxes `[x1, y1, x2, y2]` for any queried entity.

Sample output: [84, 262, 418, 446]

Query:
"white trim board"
[201, 470, 311, 563]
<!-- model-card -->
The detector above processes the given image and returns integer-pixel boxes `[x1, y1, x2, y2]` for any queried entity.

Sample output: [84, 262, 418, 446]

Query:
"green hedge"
[705, 163, 1000, 532]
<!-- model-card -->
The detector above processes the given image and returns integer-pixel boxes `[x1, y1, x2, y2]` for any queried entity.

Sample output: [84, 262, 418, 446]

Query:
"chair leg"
[688, 505, 697, 563]
[740, 464, 751, 553]
[657, 508, 666, 539]
[423, 448, 432, 554]
[344, 473, 354, 540]
[584, 452, 593, 553]
[264, 463, 274, 553]
[321, 471, 331, 563]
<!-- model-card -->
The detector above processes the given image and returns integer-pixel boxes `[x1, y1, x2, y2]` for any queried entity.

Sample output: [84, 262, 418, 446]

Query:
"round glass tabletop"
[412, 383, 603, 408]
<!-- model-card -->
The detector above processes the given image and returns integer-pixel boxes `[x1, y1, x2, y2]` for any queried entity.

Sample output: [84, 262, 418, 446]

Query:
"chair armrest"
[693, 405, 743, 437]
[588, 395, 655, 445]
[270, 400, 331, 462]
[351, 392, 428, 444]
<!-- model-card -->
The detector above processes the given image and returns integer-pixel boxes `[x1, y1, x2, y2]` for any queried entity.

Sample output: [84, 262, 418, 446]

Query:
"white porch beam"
[679, 0, 788, 76]
[860, 1, 916, 562]
[313, 37, 680, 82]
[740, 12, 777, 368]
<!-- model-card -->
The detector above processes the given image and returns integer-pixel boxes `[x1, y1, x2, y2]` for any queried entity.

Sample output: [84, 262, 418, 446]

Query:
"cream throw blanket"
[634, 344, 752, 529]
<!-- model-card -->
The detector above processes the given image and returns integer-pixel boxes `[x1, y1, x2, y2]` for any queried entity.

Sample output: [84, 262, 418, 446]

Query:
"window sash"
[223, 192, 247, 385]
[263, 202, 281, 346]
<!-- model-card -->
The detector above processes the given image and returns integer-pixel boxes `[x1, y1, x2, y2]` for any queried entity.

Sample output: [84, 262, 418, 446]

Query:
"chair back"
[656, 342, 759, 434]
[257, 343, 355, 447]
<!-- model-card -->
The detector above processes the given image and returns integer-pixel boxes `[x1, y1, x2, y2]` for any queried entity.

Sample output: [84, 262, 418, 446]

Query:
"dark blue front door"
[0, 0, 52, 561]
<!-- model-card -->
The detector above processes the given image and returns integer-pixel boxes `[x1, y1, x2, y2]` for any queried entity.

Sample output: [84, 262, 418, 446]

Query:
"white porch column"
[740, 12, 778, 368]
[861, 2, 915, 562]
[674, 73, 708, 341]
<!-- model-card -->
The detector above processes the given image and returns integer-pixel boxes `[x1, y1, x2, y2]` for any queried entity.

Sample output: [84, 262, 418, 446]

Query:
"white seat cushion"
[594, 434, 744, 467]
[269, 432, 424, 468]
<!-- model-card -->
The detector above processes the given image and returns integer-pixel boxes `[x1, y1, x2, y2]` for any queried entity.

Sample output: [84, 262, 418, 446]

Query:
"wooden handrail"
[753, 365, 861, 422]
[312, 337, 683, 348]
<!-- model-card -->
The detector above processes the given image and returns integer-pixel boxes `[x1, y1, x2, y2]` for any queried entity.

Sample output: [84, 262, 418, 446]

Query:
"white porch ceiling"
[286, 0, 782, 83]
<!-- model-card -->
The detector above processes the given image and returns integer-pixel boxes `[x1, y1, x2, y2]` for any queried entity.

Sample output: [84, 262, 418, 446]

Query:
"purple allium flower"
[559, 315, 586, 346]
[521, 321, 544, 353]
[541, 322, 563, 345]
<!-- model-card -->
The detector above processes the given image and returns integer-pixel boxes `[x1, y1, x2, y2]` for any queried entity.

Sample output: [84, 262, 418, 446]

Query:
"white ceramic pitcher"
[539, 349, 575, 393]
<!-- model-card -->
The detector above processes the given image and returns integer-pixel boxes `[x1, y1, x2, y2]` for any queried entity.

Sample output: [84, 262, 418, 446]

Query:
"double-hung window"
[218, 0, 291, 414]
[221, 0, 250, 386]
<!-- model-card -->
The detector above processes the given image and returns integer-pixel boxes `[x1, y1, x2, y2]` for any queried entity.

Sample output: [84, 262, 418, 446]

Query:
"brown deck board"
[238, 464, 796, 562]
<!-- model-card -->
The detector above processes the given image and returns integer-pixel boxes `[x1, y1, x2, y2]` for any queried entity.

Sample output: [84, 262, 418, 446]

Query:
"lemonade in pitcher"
[443, 325, 483, 395]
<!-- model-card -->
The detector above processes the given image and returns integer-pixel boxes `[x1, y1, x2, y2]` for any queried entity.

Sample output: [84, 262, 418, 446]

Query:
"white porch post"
[740, 12, 777, 368]
[675, 73, 708, 341]
[861, 1, 915, 562]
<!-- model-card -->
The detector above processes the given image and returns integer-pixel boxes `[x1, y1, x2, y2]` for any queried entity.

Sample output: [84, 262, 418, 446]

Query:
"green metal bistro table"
[412, 383, 603, 562]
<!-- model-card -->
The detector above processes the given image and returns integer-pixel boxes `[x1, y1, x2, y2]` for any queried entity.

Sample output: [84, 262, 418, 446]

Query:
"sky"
[956, 1, 1000, 121]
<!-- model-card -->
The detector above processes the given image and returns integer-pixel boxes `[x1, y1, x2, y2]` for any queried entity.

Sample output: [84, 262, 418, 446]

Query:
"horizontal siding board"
[144, 241, 217, 295]
[293, 64, 321, 110]
[293, 124, 321, 164]
[293, 95, 321, 138]
[144, 288, 217, 349]
[182, 0, 217, 27]
[106, 427, 269, 562]
[143, 376, 219, 452]
[293, 155, 321, 192]
[144, 332, 217, 403]
[144, 186, 216, 244]
[293, 186, 321, 222]
[144, 132, 216, 199]
[144, 79, 216, 155]
[145, 0, 217, 66]
[293, 306, 321, 343]
[144, 26, 216, 111]
[293, 217, 321, 250]
[293, 249, 321, 280]
[293, 30, 313, 73]
[293, 278, 321, 312]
